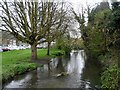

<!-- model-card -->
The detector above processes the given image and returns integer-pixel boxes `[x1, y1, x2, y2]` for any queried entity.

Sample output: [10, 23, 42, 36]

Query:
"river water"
[3, 50, 101, 89]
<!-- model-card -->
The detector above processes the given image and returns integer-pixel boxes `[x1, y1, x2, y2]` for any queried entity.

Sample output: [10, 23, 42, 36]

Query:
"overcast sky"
[66, 0, 120, 12]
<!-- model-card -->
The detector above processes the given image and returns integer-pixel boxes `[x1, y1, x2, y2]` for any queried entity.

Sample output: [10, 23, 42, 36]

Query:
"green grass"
[1, 48, 64, 82]
[37, 48, 65, 58]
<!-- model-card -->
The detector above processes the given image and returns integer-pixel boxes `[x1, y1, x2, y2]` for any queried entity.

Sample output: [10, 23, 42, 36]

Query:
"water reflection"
[56, 56, 65, 73]
[81, 57, 102, 88]
[67, 50, 85, 74]
[4, 74, 32, 88]
[3, 50, 101, 89]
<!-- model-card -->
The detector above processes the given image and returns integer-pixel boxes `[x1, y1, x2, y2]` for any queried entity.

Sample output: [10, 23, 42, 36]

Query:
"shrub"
[101, 64, 120, 89]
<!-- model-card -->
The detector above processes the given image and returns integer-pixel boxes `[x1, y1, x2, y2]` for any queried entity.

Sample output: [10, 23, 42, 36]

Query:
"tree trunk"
[47, 42, 51, 56]
[31, 43, 37, 60]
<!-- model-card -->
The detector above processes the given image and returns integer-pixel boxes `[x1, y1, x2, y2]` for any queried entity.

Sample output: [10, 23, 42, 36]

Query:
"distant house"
[1, 30, 29, 46]
[1, 30, 56, 48]
[0, 30, 15, 46]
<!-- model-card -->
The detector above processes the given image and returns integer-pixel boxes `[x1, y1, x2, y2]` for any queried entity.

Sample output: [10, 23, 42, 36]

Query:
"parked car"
[37, 45, 43, 49]
[25, 45, 31, 49]
[8, 45, 19, 50]
[2, 46, 11, 52]
[18, 46, 26, 50]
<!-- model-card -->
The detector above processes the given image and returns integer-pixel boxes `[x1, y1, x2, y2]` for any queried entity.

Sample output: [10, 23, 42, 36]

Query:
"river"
[3, 50, 101, 89]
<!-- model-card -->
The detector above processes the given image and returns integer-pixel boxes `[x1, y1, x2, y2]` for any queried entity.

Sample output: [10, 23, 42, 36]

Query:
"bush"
[101, 64, 120, 89]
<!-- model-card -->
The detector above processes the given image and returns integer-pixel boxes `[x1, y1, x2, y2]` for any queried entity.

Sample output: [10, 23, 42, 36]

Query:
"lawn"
[1, 48, 64, 83]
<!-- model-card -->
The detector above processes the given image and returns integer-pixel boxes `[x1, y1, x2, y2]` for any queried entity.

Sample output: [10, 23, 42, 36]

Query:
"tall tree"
[45, 2, 73, 55]
[44, 2, 70, 55]
[0, 0, 68, 59]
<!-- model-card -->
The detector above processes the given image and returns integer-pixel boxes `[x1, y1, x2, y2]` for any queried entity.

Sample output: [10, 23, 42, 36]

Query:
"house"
[1, 30, 29, 47]
[1, 30, 56, 48]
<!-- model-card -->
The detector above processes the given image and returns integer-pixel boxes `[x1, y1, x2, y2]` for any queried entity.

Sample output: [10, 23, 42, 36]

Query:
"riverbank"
[84, 49, 120, 89]
[3, 50, 101, 89]
[1, 48, 64, 83]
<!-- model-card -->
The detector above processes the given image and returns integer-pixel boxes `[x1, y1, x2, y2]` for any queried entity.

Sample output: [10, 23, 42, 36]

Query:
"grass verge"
[1, 48, 64, 83]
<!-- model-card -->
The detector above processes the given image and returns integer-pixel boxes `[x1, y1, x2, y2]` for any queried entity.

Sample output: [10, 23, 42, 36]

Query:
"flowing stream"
[3, 50, 101, 89]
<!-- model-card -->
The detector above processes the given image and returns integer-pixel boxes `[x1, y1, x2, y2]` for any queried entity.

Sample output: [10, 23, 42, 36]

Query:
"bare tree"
[0, 0, 69, 59]
[42, 2, 73, 55]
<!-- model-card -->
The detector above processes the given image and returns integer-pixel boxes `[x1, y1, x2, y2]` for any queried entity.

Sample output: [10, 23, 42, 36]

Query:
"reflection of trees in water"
[73, 52, 78, 58]
[81, 51, 84, 58]
[50, 56, 69, 73]
[56, 56, 65, 73]
[80, 50, 87, 61]
[81, 57, 102, 86]
[52, 58, 57, 68]
[48, 63, 51, 73]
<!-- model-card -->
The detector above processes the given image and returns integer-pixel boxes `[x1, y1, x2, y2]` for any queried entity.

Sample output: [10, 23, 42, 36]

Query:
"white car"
[9, 45, 19, 50]
[2, 46, 11, 51]
[18, 46, 26, 50]
[26, 45, 31, 49]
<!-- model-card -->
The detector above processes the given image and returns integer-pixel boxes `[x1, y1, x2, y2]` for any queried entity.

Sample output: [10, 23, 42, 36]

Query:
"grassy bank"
[1, 48, 64, 83]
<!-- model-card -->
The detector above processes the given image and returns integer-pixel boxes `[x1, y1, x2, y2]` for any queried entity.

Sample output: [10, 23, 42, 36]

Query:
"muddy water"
[3, 50, 101, 89]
